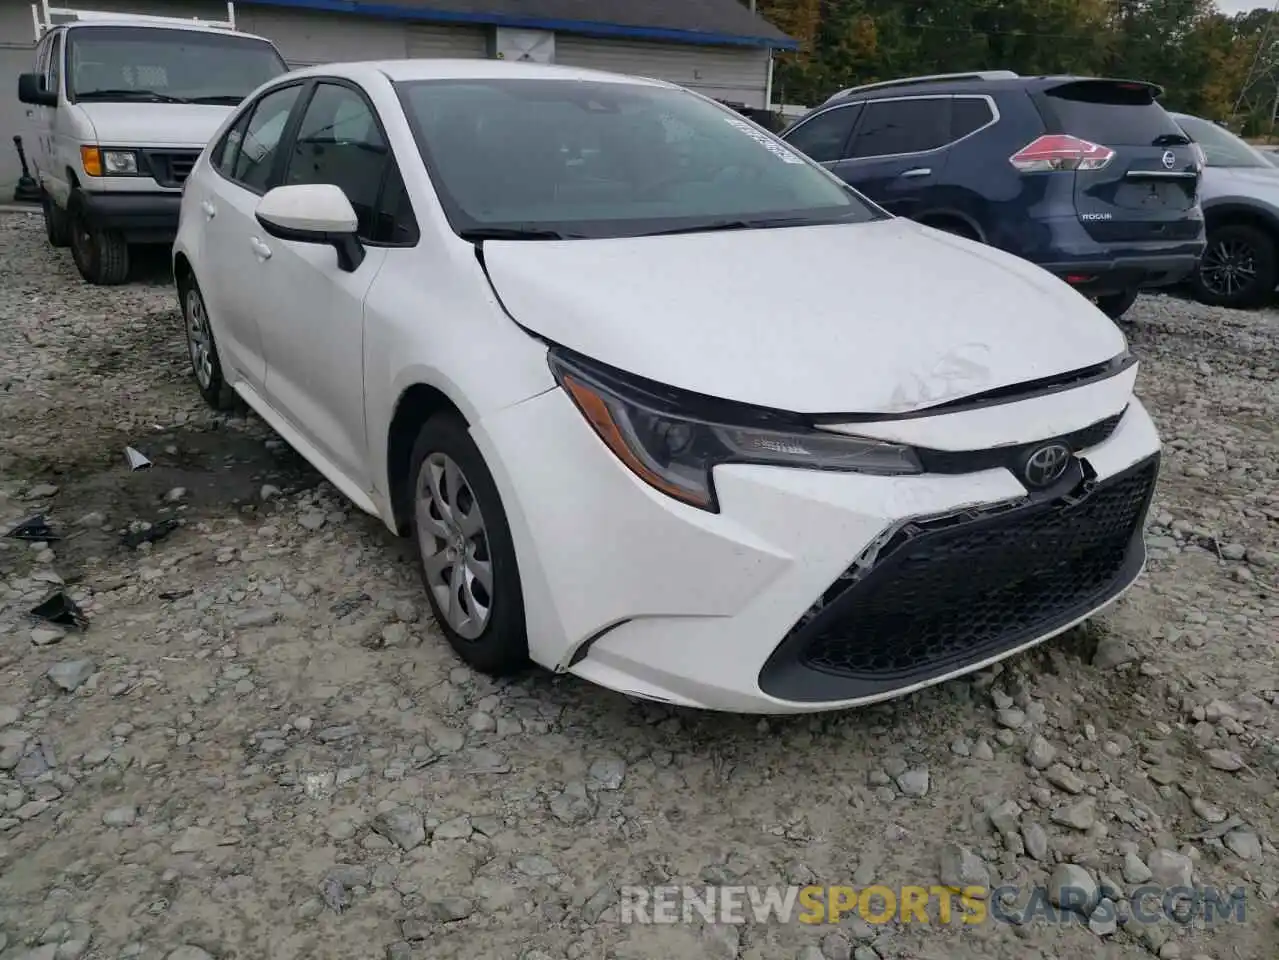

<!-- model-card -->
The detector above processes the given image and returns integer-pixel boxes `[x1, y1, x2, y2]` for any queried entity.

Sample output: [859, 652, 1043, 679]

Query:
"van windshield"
[66, 26, 288, 105]
[395, 77, 884, 240]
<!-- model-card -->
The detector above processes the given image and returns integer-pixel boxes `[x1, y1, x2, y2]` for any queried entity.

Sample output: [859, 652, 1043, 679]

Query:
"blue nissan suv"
[780, 71, 1206, 320]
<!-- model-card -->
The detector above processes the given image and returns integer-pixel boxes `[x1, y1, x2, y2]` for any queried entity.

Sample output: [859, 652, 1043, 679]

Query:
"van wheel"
[69, 197, 129, 285]
[42, 193, 69, 248]
[1192, 223, 1278, 309]
[1094, 289, 1140, 321]
[408, 412, 529, 676]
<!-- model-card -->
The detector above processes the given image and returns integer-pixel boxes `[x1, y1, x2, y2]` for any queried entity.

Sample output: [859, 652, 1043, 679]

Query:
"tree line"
[758, 0, 1279, 133]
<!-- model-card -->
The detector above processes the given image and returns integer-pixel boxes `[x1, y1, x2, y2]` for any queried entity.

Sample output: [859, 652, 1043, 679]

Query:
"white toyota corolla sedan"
[173, 59, 1162, 714]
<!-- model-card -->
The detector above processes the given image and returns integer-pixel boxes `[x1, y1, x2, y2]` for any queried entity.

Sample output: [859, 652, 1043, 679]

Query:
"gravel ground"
[0, 208, 1276, 960]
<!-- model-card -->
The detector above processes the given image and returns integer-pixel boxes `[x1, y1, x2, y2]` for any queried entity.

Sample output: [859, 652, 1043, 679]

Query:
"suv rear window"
[1039, 80, 1185, 146]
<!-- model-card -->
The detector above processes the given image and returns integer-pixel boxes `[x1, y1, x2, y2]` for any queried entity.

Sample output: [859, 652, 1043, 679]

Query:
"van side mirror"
[255, 183, 366, 273]
[18, 73, 57, 107]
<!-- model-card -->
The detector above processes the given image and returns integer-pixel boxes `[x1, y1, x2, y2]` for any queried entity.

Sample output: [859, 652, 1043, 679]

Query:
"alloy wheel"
[185, 288, 214, 389]
[415, 452, 493, 640]
[1200, 236, 1258, 299]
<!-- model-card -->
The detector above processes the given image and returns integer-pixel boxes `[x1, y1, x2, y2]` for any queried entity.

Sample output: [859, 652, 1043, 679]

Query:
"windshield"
[1174, 115, 1271, 169]
[394, 78, 883, 239]
[67, 26, 288, 104]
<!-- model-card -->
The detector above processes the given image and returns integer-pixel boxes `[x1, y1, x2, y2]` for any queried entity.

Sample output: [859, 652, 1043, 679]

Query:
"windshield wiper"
[77, 89, 191, 104]
[187, 94, 245, 105]
[1152, 132, 1191, 146]
[642, 216, 845, 237]
[459, 227, 573, 242]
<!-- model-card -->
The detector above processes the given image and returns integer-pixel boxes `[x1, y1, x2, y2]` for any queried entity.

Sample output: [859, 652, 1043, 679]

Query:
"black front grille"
[759, 454, 1159, 702]
[142, 149, 200, 188]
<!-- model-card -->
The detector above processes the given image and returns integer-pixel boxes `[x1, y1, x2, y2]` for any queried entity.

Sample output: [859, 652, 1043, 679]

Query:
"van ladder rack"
[32, 0, 237, 39]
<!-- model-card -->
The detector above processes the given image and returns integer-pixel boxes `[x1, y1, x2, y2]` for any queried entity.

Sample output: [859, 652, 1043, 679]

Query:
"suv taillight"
[1189, 142, 1206, 169]
[1009, 135, 1115, 172]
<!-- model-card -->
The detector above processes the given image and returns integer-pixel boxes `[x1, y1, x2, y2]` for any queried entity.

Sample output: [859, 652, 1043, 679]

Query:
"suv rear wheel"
[1192, 223, 1278, 309]
[1093, 290, 1140, 321]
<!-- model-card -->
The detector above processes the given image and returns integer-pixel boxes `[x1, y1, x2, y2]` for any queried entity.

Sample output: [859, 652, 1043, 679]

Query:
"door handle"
[249, 236, 272, 261]
[200, 200, 217, 220]
[900, 167, 932, 178]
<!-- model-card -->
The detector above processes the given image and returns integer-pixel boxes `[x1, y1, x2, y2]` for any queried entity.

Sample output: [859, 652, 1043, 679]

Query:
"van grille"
[141, 150, 201, 188]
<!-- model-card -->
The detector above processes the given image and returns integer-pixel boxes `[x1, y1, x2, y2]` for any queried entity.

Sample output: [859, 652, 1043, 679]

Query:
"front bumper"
[473, 382, 1162, 714]
[76, 191, 182, 244]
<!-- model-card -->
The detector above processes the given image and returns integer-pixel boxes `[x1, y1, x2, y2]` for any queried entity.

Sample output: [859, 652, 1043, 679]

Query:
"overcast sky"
[1215, 0, 1273, 13]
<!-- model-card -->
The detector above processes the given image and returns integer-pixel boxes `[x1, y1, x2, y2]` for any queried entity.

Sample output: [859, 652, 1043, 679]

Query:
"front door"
[255, 80, 408, 489]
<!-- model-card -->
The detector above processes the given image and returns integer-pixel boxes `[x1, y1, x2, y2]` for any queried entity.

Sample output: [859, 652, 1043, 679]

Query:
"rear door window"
[951, 97, 993, 140]
[1039, 81, 1185, 146]
[849, 98, 952, 158]
[783, 104, 862, 162]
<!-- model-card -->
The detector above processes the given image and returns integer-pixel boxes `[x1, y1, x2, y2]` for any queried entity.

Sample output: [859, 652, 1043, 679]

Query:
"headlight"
[548, 348, 922, 512]
[80, 146, 140, 176]
[103, 149, 139, 175]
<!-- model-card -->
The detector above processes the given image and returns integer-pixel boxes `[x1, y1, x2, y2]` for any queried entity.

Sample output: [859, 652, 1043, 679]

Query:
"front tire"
[408, 413, 528, 675]
[1191, 223, 1278, 309]
[42, 192, 69, 248]
[179, 274, 236, 410]
[69, 196, 129, 285]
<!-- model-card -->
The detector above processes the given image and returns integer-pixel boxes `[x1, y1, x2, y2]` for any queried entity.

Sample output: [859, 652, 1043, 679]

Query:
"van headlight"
[548, 347, 922, 512]
[80, 146, 140, 177]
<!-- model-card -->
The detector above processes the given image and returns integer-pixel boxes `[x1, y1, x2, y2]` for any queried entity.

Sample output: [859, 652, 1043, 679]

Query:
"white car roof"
[286, 58, 673, 89]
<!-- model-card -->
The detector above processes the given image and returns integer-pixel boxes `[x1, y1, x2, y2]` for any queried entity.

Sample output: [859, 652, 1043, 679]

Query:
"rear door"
[1029, 79, 1200, 245]
[829, 96, 955, 217]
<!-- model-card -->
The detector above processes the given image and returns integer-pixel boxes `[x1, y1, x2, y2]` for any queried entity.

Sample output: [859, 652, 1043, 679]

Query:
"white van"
[17, 3, 289, 285]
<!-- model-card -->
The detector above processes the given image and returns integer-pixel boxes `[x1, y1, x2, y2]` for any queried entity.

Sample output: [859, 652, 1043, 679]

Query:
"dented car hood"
[481, 218, 1128, 415]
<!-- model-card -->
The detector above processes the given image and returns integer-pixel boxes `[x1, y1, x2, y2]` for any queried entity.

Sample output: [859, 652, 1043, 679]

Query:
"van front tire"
[68, 195, 129, 285]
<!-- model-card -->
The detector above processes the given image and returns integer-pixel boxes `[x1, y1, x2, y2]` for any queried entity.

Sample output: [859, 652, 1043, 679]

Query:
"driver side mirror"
[18, 73, 57, 107]
[255, 183, 366, 272]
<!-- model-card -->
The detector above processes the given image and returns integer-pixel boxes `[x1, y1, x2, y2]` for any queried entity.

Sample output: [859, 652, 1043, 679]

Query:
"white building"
[1, 0, 796, 197]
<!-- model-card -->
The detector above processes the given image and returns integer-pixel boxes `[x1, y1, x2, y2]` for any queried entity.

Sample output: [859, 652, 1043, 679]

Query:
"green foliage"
[757, 0, 1275, 128]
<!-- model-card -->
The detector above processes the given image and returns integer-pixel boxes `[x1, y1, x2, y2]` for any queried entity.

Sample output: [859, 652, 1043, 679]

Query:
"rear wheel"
[921, 217, 980, 242]
[179, 273, 236, 411]
[1191, 223, 1278, 309]
[42, 192, 69, 248]
[69, 196, 129, 285]
[1093, 289, 1140, 321]
[408, 413, 528, 675]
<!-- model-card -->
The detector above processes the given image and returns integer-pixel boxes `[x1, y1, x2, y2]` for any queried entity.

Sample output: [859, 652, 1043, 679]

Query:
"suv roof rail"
[823, 70, 1020, 103]
[31, 0, 237, 39]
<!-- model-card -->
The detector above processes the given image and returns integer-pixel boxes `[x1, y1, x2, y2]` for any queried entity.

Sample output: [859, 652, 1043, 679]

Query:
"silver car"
[1172, 113, 1279, 308]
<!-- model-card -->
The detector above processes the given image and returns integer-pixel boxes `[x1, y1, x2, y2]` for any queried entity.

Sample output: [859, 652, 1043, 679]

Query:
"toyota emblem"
[1161, 150, 1176, 169]
[1022, 443, 1072, 488]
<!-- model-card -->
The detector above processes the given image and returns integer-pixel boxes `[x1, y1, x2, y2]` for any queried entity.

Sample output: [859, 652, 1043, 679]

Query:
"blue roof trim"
[239, 0, 800, 50]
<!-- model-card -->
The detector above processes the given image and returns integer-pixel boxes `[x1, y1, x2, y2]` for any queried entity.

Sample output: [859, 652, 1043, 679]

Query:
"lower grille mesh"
[796, 457, 1158, 681]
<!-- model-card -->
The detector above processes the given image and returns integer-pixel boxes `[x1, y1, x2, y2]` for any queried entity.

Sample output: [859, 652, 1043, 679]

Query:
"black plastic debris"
[30, 590, 88, 629]
[120, 518, 180, 549]
[4, 514, 60, 541]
